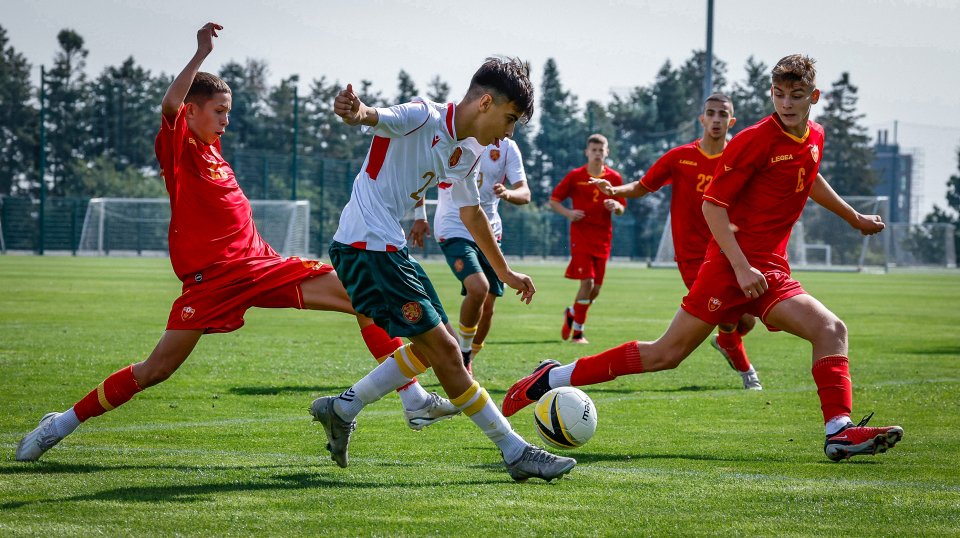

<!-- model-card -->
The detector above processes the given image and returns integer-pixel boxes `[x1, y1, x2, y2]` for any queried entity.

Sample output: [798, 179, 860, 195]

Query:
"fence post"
[291, 86, 299, 201]
[38, 65, 47, 255]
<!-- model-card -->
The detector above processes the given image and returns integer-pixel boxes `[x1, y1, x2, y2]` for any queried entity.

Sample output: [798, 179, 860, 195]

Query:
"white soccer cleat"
[404, 392, 461, 431]
[16, 412, 63, 462]
[740, 367, 763, 391]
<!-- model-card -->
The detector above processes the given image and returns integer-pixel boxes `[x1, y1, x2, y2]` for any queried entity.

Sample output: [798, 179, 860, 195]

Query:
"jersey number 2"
[410, 171, 436, 200]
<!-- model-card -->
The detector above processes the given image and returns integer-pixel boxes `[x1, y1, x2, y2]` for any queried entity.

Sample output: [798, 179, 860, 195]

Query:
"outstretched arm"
[810, 173, 885, 236]
[589, 178, 649, 199]
[162, 22, 222, 119]
[334, 84, 379, 127]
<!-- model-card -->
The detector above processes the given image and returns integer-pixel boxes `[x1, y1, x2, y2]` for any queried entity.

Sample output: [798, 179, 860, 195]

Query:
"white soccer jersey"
[333, 98, 485, 251]
[434, 138, 527, 242]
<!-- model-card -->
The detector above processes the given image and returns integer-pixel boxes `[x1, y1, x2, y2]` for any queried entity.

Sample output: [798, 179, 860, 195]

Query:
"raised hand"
[197, 22, 223, 56]
[334, 84, 364, 125]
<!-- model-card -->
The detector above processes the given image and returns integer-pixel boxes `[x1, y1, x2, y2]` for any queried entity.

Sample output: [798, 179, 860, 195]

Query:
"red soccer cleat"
[824, 412, 904, 461]
[561, 308, 574, 340]
[502, 359, 560, 417]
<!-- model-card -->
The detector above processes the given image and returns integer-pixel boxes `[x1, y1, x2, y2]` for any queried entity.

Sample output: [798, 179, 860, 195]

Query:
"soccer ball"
[533, 387, 597, 449]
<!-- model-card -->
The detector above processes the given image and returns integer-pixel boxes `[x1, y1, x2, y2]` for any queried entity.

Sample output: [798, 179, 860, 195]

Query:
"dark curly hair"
[465, 56, 534, 122]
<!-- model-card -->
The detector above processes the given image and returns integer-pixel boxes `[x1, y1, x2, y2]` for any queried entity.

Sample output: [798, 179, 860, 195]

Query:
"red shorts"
[677, 258, 704, 291]
[681, 257, 806, 330]
[167, 257, 334, 333]
[564, 250, 608, 285]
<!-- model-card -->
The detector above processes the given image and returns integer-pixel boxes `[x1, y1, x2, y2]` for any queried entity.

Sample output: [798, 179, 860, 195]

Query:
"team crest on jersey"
[707, 297, 722, 312]
[454, 258, 465, 273]
[489, 149, 501, 162]
[181, 306, 196, 321]
[401, 302, 423, 323]
[449, 147, 463, 167]
[810, 145, 820, 163]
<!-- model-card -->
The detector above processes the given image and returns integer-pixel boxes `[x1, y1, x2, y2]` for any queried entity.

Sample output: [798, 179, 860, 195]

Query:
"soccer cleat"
[310, 396, 356, 468]
[16, 412, 63, 462]
[405, 392, 461, 431]
[505, 445, 577, 483]
[740, 367, 763, 390]
[570, 333, 589, 345]
[560, 308, 574, 340]
[502, 359, 560, 417]
[710, 334, 738, 371]
[824, 412, 904, 462]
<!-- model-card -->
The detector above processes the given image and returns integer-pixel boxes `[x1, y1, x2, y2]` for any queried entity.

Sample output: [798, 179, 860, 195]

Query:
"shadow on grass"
[228, 385, 345, 396]
[0, 470, 504, 509]
[0, 461, 301, 476]
[486, 339, 562, 346]
[896, 344, 960, 356]
[569, 452, 769, 464]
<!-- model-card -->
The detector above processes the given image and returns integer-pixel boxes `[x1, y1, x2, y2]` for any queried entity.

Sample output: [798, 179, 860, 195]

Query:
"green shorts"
[439, 237, 504, 297]
[328, 241, 447, 338]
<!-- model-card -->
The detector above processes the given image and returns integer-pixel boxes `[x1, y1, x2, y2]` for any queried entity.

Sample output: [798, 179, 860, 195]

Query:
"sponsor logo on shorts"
[401, 302, 423, 324]
[194, 273, 203, 282]
[489, 149, 501, 162]
[449, 147, 463, 167]
[454, 258, 464, 273]
[810, 145, 820, 163]
[181, 306, 196, 321]
[300, 258, 321, 270]
[707, 297, 722, 312]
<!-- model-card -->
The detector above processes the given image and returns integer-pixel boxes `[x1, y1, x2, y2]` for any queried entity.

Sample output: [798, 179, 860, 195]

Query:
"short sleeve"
[704, 127, 766, 208]
[155, 105, 188, 181]
[367, 100, 431, 138]
[550, 172, 573, 202]
[504, 139, 527, 186]
[639, 149, 677, 193]
[449, 172, 482, 209]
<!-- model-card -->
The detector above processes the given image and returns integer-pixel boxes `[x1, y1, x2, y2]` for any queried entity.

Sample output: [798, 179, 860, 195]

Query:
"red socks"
[572, 300, 591, 326]
[360, 323, 403, 363]
[811, 355, 853, 423]
[717, 329, 752, 372]
[570, 341, 644, 386]
[74, 365, 143, 422]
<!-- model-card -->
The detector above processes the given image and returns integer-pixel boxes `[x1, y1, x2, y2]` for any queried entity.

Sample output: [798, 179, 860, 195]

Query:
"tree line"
[5, 23, 943, 243]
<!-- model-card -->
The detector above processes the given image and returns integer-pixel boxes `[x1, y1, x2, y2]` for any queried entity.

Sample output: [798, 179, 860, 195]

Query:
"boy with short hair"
[549, 134, 626, 344]
[408, 137, 531, 373]
[504, 55, 903, 462]
[16, 22, 450, 462]
[311, 57, 575, 482]
[590, 93, 762, 390]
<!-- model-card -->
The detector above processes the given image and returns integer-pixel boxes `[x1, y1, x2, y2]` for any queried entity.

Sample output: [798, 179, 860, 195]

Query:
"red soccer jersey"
[551, 165, 626, 257]
[703, 114, 825, 269]
[155, 106, 274, 281]
[640, 140, 721, 263]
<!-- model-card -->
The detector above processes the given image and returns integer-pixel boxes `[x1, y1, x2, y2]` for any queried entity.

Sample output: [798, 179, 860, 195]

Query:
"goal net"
[651, 196, 955, 271]
[78, 198, 311, 257]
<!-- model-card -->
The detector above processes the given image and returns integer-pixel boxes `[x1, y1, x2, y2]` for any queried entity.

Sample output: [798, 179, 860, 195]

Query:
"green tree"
[64, 155, 166, 197]
[678, 50, 728, 119]
[44, 29, 93, 196]
[924, 145, 960, 258]
[426, 75, 450, 102]
[817, 72, 876, 195]
[396, 69, 418, 102]
[729, 56, 773, 134]
[0, 25, 38, 195]
[89, 57, 166, 171]
[219, 59, 269, 153]
[534, 58, 586, 201]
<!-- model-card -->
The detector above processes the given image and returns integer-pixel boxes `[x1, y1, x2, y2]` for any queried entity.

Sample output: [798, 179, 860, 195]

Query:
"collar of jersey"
[771, 114, 811, 143]
[694, 139, 723, 159]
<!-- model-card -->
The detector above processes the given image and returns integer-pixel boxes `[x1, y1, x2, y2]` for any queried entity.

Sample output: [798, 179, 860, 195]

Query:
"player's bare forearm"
[810, 174, 857, 226]
[620, 181, 649, 199]
[162, 23, 222, 118]
[500, 182, 531, 205]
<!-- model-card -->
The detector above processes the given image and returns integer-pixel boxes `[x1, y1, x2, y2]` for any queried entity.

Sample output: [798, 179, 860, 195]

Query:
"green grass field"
[1, 256, 958, 536]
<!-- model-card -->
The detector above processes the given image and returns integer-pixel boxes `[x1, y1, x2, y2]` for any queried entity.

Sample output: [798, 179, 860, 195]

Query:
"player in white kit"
[311, 58, 576, 482]
[409, 138, 530, 373]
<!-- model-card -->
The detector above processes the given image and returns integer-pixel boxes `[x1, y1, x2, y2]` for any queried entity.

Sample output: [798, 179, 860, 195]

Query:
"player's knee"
[738, 315, 757, 334]
[825, 317, 848, 344]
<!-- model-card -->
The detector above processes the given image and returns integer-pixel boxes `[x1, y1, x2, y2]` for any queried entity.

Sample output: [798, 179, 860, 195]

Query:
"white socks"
[548, 363, 575, 388]
[52, 408, 81, 438]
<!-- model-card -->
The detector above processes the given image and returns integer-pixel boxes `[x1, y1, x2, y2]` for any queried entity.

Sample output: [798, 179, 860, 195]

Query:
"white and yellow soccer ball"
[533, 387, 597, 449]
